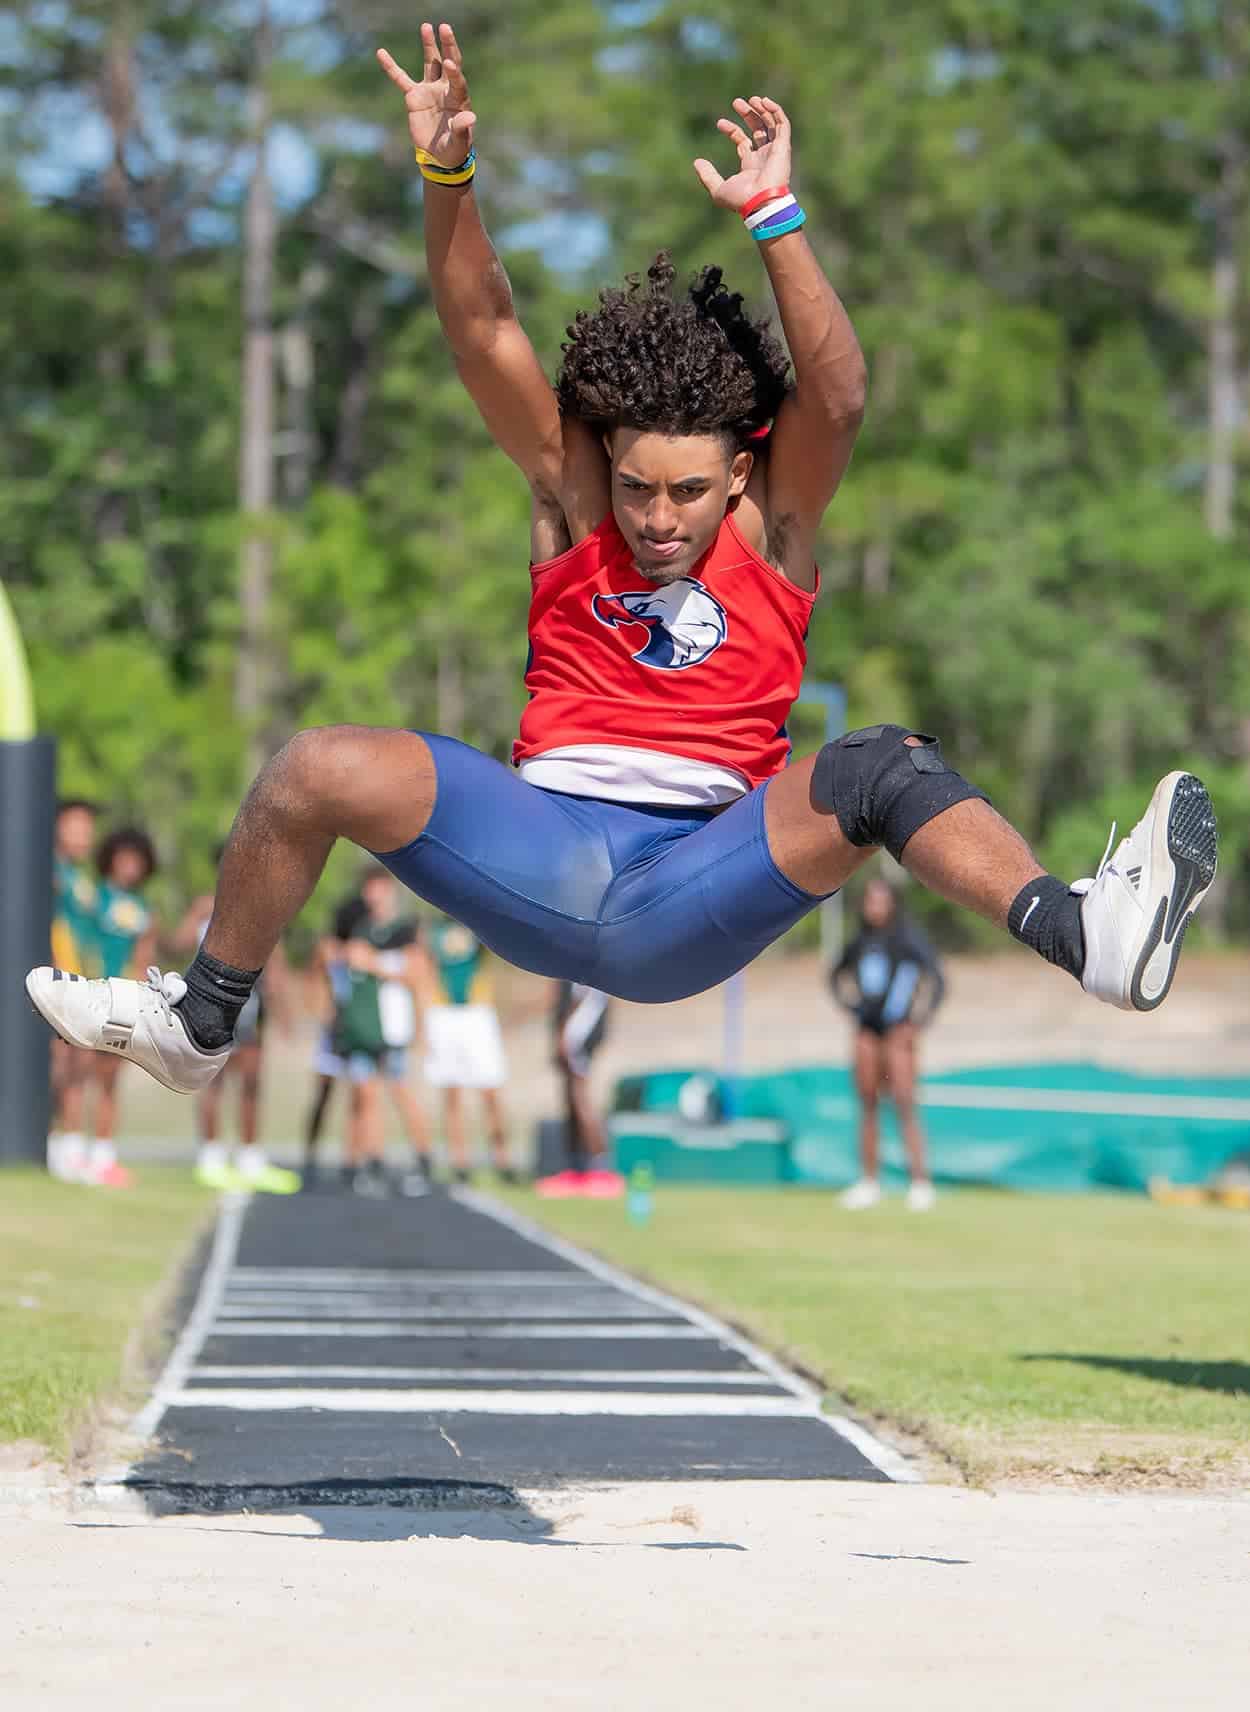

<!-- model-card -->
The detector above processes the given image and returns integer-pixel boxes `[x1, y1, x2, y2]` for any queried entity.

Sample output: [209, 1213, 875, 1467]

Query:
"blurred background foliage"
[3, 0, 1249, 947]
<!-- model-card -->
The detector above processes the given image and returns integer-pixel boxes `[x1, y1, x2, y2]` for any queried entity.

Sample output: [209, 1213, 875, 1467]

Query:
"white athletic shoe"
[905, 1180, 936, 1212]
[839, 1178, 883, 1211]
[1073, 772, 1218, 1012]
[25, 965, 230, 1095]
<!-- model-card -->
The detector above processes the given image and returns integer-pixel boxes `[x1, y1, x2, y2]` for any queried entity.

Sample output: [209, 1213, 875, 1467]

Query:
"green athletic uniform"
[52, 857, 100, 976]
[94, 884, 152, 980]
[428, 919, 492, 1007]
[331, 917, 419, 1061]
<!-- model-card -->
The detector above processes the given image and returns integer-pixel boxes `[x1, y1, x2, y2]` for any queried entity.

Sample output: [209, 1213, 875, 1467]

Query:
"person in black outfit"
[536, 981, 623, 1197]
[830, 875, 945, 1210]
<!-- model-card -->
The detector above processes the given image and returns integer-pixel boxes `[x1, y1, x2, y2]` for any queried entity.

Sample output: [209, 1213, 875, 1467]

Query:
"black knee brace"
[811, 724, 989, 862]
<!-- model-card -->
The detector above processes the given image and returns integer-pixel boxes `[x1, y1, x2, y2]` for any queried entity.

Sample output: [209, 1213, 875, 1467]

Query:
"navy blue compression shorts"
[374, 735, 825, 1004]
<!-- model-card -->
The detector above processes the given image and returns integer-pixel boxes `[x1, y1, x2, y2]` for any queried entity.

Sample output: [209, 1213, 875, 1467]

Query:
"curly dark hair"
[555, 254, 790, 449]
[96, 826, 158, 885]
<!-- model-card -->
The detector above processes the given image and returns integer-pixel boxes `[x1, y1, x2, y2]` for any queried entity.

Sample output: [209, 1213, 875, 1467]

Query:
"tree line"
[3, 1, 1248, 944]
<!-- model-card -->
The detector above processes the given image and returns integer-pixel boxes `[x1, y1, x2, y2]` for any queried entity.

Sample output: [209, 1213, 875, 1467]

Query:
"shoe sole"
[24, 972, 212, 1097]
[1128, 773, 1218, 1012]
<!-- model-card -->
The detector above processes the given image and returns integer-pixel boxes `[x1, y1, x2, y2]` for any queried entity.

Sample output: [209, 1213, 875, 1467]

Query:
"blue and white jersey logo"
[591, 577, 728, 671]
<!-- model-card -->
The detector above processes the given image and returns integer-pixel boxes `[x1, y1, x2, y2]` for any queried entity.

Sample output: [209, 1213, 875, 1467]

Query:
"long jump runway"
[124, 1187, 912, 1498]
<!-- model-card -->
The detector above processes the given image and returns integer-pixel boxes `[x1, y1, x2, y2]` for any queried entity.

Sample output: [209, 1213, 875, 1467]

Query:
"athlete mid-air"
[28, 23, 1218, 1094]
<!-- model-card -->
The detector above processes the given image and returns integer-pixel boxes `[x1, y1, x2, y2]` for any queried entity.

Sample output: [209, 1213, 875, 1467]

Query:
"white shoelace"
[145, 965, 189, 1025]
[1069, 821, 1118, 898]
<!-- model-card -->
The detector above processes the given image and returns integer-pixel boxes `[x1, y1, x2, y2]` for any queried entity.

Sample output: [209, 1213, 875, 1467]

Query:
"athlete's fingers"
[692, 157, 726, 198]
[746, 96, 771, 132]
[445, 56, 470, 106]
[376, 49, 418, 93]
[449, 109, 477, 137]
[440, 21, 466, 65]
[758, 95, 791, 135]
[716, 117, 753, 163]
[421, 21, 441, 82]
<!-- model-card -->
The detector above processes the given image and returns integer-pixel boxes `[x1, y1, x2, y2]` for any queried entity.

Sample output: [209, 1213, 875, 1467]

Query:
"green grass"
[500, 1186, 1250, 1486]
[0, 1166, 211, 1460]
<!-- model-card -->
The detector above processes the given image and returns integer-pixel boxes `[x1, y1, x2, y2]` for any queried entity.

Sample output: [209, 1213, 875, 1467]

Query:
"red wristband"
[739, 185, 789, 219]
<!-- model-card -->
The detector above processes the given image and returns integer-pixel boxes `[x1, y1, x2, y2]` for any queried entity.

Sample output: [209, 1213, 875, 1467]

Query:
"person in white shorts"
[423, 916, 514, 1183]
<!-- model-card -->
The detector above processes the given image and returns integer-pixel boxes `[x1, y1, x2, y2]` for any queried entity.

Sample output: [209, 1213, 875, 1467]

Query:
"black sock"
[1008, 875, 1085, 980]
[179, 948, 262, 1051]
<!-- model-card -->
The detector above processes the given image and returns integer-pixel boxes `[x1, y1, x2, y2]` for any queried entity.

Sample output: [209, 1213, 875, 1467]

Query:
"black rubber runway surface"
[130, 1188, 894, 1498]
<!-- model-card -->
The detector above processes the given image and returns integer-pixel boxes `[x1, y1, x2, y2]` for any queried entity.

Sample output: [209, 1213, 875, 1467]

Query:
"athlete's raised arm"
[377, 26, 607, 549]
[694, 97, 867, 582]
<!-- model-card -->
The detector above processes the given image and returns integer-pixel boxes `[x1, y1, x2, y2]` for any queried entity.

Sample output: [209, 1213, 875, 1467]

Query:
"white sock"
[235, 1148, 267, 1180]
[197, 1142, 229, 1173]
[89, 1139, 117, 1172]
[48, 1133, 81, 1179]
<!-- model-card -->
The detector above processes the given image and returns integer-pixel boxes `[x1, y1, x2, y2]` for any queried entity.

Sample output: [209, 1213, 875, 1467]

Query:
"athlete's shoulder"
[530, 511, 623, 578]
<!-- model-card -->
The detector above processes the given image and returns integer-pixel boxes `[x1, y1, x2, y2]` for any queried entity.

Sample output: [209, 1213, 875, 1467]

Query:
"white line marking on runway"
[228, 1269, 586, 1287]
[191, 1365, 776, 1385]
[453, 1187, 921, 1483]
[167, 1387, 816, 1416]
[207, 1320, 711, 1339]
[216, 1302, 676, 1322]
[130, 1193, 248, 1442]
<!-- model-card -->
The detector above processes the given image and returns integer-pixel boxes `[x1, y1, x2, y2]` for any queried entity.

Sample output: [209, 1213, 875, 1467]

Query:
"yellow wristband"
[415, 145, 476, 185]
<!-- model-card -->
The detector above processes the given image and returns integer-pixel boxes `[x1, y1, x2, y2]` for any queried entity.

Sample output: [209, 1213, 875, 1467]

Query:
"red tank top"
[513, 511, 817, 797]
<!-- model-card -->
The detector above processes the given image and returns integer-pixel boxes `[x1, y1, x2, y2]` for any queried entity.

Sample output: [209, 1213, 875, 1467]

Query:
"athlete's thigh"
[597, 782, 823, 1003]
[764, 752, 876, 896]
[375, 735, 611, 982]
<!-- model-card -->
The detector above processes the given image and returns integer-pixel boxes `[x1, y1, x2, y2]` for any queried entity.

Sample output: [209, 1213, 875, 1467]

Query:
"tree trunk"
[236, 2, 277, 779]
[437, 642, 465, 741]
[1204, 16, 1247, 543]
[329, 282, 386, 491]
[279, 254, 330, 507]
[1205, 205, 1240, 542]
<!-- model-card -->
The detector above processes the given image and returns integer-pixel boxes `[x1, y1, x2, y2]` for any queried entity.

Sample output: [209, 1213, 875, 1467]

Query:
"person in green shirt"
[423, 914, 513, 1184]
[47, 799, 101, 1182]
[86, 827, 159, 1188]
[329, 870, 432, 1196]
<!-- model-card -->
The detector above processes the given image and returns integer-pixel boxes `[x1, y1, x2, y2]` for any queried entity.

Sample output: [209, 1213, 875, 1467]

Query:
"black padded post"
[0, 737, 56, 1164]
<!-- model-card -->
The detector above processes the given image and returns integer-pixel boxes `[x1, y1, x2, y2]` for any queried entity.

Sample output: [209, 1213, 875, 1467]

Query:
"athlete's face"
[56, 807, 96, 865]
[609, 430, 753, 585]
[861, 879, 897, 930]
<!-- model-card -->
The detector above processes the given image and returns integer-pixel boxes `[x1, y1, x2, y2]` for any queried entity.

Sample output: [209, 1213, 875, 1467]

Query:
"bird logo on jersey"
[591, 578, 728, 671]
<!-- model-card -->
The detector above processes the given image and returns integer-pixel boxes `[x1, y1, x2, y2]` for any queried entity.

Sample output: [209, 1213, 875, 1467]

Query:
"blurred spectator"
[47, 798, 100, 1183]
[830, 875, 945, 1212]
[314, 871, 431, 1196]
[79, 826, 160, 1188]
[537, 982, 623, 1198]
[423, 916, 513, 1184]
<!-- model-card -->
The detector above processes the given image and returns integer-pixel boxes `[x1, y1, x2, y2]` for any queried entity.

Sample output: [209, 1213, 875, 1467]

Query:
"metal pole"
[0, 738, 55, 1164]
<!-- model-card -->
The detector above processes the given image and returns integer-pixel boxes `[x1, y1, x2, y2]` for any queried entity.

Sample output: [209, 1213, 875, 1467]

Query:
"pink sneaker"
[535, 1170, 587, 1199]
[581, 1169, 625, 1199]
[87, 1160, 134, 1189]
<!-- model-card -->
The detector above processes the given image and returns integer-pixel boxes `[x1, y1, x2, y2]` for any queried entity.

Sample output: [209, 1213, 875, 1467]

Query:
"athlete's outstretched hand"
[693, 96, 794, 212]
[376, 22, 477, 167]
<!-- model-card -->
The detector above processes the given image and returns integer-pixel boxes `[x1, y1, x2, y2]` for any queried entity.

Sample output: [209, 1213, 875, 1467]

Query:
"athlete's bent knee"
[811, 724, 989, 862]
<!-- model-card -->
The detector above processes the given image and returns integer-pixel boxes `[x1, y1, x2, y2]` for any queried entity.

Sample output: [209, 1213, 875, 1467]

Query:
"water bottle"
[627, 1162, 655, 1226]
